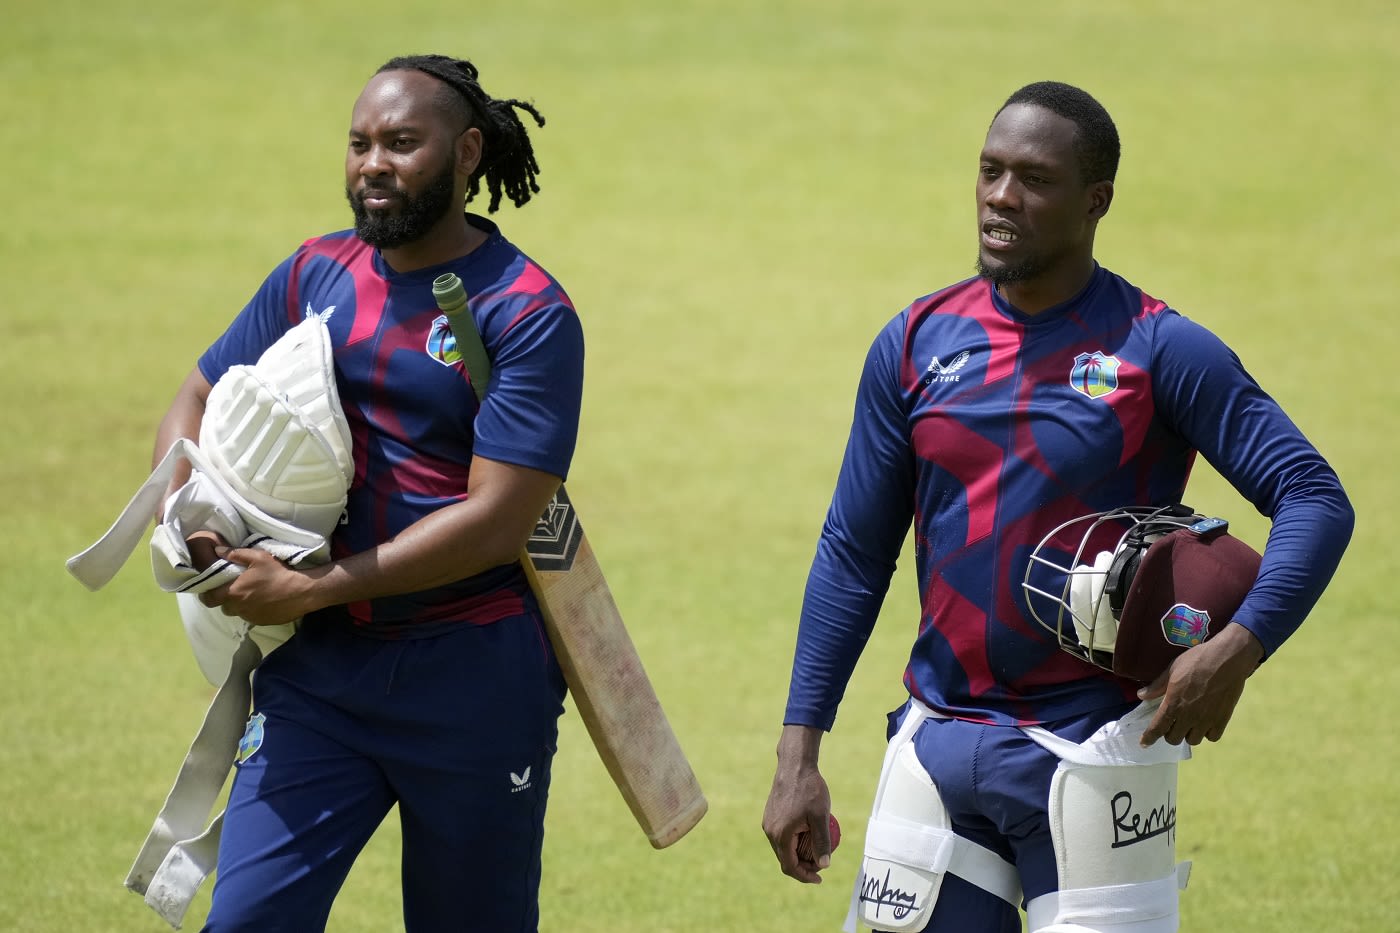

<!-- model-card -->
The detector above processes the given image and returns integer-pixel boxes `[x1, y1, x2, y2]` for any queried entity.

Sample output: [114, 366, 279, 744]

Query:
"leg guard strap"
[125, 636, 262, 929]
[1026, 862, 1190, 931]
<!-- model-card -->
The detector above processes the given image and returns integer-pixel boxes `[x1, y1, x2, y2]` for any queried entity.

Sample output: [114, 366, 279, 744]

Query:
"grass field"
[3, 1, 1397, 930]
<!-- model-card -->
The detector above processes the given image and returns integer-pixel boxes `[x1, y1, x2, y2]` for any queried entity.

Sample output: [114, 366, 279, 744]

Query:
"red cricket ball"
[797, 813, 842, 861]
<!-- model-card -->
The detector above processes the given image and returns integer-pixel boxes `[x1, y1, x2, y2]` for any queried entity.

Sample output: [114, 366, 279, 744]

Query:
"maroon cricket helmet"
[1024, 504, 1263, 684]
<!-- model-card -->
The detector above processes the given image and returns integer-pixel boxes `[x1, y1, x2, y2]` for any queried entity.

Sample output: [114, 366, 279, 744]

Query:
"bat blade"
[520, 487, 707, 849]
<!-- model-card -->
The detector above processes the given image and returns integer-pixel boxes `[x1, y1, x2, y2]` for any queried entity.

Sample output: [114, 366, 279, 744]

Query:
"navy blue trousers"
[203, 613, 566, 932]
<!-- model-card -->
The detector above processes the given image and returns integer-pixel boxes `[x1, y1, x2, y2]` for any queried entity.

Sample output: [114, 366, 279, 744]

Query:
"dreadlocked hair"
[377, 54, 545, 212]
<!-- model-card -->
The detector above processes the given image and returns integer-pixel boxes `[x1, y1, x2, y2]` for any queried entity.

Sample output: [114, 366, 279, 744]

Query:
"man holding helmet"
[762, 81, 1353, 932]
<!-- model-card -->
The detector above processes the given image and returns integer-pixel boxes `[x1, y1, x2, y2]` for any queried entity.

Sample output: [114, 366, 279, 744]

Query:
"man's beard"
[347, 160, 458, 249]
[976, 252, 1047, 288]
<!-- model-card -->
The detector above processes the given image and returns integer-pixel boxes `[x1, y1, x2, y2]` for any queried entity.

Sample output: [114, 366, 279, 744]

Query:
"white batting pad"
[69, 316, 354, 929]
[200, 365, 347, 539]
[248, 316, 352, 484]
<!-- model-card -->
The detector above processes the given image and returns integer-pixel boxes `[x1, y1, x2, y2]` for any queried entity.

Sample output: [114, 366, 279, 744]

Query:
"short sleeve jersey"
[199, 214, 584, 635]
[785, 266, 1352, 728]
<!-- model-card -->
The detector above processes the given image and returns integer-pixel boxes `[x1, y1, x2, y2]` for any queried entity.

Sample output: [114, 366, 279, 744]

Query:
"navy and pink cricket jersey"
[199, 214, 584, 636]
[785, 265, 1352, 728]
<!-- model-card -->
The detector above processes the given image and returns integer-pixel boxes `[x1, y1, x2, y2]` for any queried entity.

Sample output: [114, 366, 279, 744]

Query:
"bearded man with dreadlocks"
[153, 56, 582, 932]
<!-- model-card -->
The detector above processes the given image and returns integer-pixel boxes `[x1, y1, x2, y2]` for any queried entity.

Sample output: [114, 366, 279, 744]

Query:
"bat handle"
[432, 272, 469, 317]
[432, 273, 491, 402]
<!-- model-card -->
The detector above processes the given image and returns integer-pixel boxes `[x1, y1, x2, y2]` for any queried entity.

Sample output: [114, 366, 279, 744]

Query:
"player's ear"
[456, 126, 484, 179]
[1088, 180, 1113, 221]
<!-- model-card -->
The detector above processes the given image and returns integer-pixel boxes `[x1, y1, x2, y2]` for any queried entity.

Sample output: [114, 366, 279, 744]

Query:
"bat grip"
[432, 273, 492, 402]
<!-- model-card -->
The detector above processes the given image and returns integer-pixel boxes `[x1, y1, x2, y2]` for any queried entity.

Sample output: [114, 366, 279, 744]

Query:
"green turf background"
[3, 1, 1396, 929]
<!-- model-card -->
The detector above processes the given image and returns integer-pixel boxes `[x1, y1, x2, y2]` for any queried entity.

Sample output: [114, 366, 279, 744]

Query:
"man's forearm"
[298, 496, 529, 610]
[291, 458, 562, 613]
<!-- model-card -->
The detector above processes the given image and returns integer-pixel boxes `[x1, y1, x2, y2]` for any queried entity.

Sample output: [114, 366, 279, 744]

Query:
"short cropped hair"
[998, 81, 1120, 184]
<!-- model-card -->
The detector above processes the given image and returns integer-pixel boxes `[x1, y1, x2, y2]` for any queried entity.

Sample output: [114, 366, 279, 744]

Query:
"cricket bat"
[433, 273, 707, 849]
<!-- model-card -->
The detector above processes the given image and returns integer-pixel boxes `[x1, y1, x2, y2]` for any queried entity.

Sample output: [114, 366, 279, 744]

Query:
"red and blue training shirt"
[784, 265, 1353, 728]
[199, 214, 584, 636]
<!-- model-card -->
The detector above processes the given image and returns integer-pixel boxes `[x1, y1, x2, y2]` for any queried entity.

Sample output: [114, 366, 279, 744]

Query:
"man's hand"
[1138, 621, 1264, 746]
[762, 724, 834, 884]
[198, 547, 321, 627]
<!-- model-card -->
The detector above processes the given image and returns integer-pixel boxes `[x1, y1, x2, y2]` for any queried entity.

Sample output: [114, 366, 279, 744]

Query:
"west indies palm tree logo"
[1160, 603, 1212, 648]
[426, 314, 463, 367]
[1069, 351, 1121, 399]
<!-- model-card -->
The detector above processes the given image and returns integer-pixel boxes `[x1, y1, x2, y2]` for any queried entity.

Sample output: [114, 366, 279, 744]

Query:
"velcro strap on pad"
[1026, 867, 1189, 930]
[866, 817, 1021, 907]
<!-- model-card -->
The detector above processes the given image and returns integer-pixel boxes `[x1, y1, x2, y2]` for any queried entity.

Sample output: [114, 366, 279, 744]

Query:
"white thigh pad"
[1052, 760, 1178, 893]
[848, 702, 1021, 932]
[1023, 703, 1192, 932]
[857, 742, 948, 931]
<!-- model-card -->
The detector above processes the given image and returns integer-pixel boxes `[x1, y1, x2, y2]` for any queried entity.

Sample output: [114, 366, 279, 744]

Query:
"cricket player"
[761, 81, 1353, 932]
[154, 55, 583, 932]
